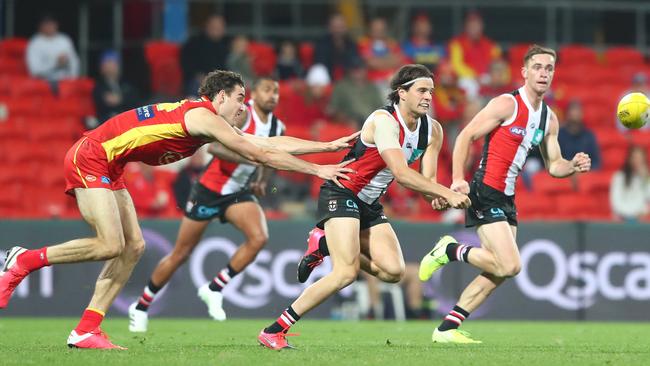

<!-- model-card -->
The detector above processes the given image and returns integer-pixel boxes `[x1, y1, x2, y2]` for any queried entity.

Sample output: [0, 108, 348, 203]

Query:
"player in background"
[0, 70, 358, 349]
[418, 45, 591, 343]
[257, 64, 471, 350]
[129, 77, 288, 331]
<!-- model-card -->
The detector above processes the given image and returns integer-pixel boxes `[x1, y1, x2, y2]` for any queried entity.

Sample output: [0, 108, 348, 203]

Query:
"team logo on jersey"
[531, 129, 544, 146]
[509, 126, 526, 137]
[490, 208, 506, 218]
[85, 174, 96, 182]
[407, 149, 425, 164]
[135, 105, 156, 121]
[328, 200, 337, 212]
[101, 176, 111, 184]
[159, 151, 184, 165]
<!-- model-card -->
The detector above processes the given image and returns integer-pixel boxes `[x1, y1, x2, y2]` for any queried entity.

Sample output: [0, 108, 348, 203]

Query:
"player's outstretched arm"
[185, 108, 354, 186]
[372, 113, 470, 209]
[419, 120, 449, 209]
[451, 95, 514, 194]
[242, 131, 360, 155]
[207, 142, 258, 165]
[540, 111, 591, 178]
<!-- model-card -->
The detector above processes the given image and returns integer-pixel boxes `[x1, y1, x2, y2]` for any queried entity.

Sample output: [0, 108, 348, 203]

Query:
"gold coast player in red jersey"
[0, 70, 357, 349]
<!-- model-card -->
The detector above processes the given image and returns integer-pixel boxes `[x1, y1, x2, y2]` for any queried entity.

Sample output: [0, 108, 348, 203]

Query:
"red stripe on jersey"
[340, 111, 405, 194]
[481, 93, 528, 192]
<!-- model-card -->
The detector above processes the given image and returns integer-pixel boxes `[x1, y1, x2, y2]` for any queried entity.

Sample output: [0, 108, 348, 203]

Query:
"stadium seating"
[144, 41, 183, 96]
[558, 44, 599, 65]
[604, 47, 645, 68]
[247, 41, 277, 76]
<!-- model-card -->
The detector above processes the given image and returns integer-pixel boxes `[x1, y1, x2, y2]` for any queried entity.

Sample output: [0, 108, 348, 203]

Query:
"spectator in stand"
[358, 17, 406, 84]
[314, 13, 360, 81]
[558, 100, 601, 170]
[618, 72, 650, 131]
[401, 14, 446, 72]
[93, 50, 140, 123]
[226, 35, 255, 87]
[172, 152, 206, 210]
[180, 14, 230, 96]
[433, 61, 466, 140]
[478, 58, 513, 100]
[295, 64, 331, 127]
[26, 14, 80, 83]
[327, 57, 383, 128]
[610, 145, 650, 222]
[276, 40, 303, 80]
[124, 162, 172, 218]
[448, 11, 501, 99]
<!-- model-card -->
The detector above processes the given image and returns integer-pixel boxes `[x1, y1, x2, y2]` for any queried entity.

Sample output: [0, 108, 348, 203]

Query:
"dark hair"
[622, 145, 647, 187]
[387, 64, 433, 104]
[198, 70, 244, 100]
[251, 76, 277, 91]
[523, 44, 557, 66]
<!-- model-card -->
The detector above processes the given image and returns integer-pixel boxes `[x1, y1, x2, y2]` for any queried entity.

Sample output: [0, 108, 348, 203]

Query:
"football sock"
[208, 264, 239, 292]
[74, 308, 105, 333]
[16, 247, 49, 272]
[135, 280, 163, 312]
[438, 305, 470, 331]
[445, 243, 472, 263]
[264, 306, 301, 334]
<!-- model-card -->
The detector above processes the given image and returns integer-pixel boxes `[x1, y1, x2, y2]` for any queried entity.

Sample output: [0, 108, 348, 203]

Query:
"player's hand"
[451, 179, 470, 195]
[431, 197, 450, 211]
[317, 159, 355, 188]
[446, 191, 471, 209]
[250, 181, 267, 197]
[572, 152, 591, 173]
[327, 131, 361, 151]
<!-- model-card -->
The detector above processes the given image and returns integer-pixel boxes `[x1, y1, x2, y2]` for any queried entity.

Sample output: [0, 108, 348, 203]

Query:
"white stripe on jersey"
[357, 104, 432, 204]
[218, 103, 285, 195]
[503, 87, 549, 195]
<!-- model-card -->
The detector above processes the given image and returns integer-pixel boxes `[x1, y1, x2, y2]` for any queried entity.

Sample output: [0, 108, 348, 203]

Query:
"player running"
[418, 45, 591, 344]
[0, 70, 358, 349]
[128, 76, 289, 331]
[257, 64, 471, 350]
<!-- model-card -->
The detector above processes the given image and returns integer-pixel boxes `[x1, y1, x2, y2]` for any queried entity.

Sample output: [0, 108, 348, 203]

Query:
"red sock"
[17, 247, 49, 272]
[74, 308, 105, 333]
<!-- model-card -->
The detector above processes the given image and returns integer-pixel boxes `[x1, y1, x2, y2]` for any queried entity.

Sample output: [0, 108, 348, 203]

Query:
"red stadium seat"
[247, 41, 277, 76]
[577, 171, 613, 195]
[0, 57, 28, 77]
[604, 47, 645, 68]
[516, 191, 555, 220]
[0, 37, 28, 59]
[593, 129, 628, 150]
[532, 173, 576, 194]
[10, 78, 53, 99]
[144, 41, 180, 65]
[558, 45, 599, 66]
[601, 146, 628, 172]
[58, 78, 95, 99]
[299, 42, 315, 70]
[508, 43, 533, 66]
[150, 59, 182, 97]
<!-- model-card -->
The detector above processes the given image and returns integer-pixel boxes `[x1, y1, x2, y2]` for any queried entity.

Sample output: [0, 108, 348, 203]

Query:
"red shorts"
[63, 137, 126, 195]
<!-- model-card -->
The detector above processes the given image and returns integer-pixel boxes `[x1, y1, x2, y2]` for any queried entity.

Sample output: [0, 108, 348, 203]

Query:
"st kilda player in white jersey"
[258, 64, 471, 350]
[419, 45, 592, 344]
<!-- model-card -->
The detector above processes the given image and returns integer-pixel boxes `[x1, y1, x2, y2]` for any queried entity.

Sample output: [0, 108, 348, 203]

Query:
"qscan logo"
[516, 239, 650, 310]
[189, 237, 337, 309]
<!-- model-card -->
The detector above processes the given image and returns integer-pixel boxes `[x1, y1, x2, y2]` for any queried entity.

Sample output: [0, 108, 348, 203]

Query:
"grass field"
[0, 318, 649, 365]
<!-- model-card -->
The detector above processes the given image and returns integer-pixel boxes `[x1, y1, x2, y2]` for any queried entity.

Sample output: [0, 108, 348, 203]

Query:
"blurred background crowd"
[0, 0, 649, 223]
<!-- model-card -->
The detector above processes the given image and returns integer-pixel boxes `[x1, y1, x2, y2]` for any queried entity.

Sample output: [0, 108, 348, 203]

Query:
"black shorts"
[184, 183, 257, 223]
[316, 183, 388, 230]
[465, 180, 518, 228]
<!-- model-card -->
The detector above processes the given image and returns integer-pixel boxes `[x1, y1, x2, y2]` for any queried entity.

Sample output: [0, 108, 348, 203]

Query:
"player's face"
[252, 80, 279, 114]
[400, 79, 434, 116]
[523, 54, 555, 95]
[220, 85, 246, 126]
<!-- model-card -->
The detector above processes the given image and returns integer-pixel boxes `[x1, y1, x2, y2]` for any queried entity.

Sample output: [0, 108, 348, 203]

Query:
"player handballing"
[418, 45, 591, 343]
[257, 64, 471, 350]
[128, 77, 289, 331]
[0, 70, 359, 349]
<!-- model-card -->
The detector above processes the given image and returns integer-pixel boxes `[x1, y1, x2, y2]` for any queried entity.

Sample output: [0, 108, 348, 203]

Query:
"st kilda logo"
[159, 151, 184, 165]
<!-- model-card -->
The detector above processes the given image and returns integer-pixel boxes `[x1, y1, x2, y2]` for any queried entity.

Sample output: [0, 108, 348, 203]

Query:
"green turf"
[0, 318, 648, 365]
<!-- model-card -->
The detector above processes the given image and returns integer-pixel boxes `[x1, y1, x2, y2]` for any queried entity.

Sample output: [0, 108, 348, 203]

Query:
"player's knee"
[380, 263, 405, 283]
[503, 262, 521, 278]
[334, 266, 359, 289]
[247, 231, 269, 251]
[126, 237, 146, 259]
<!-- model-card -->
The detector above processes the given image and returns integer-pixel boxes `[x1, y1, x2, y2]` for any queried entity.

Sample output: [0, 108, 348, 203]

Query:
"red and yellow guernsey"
[63, 97, 214, 194]
[86, 97, 213, 166]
